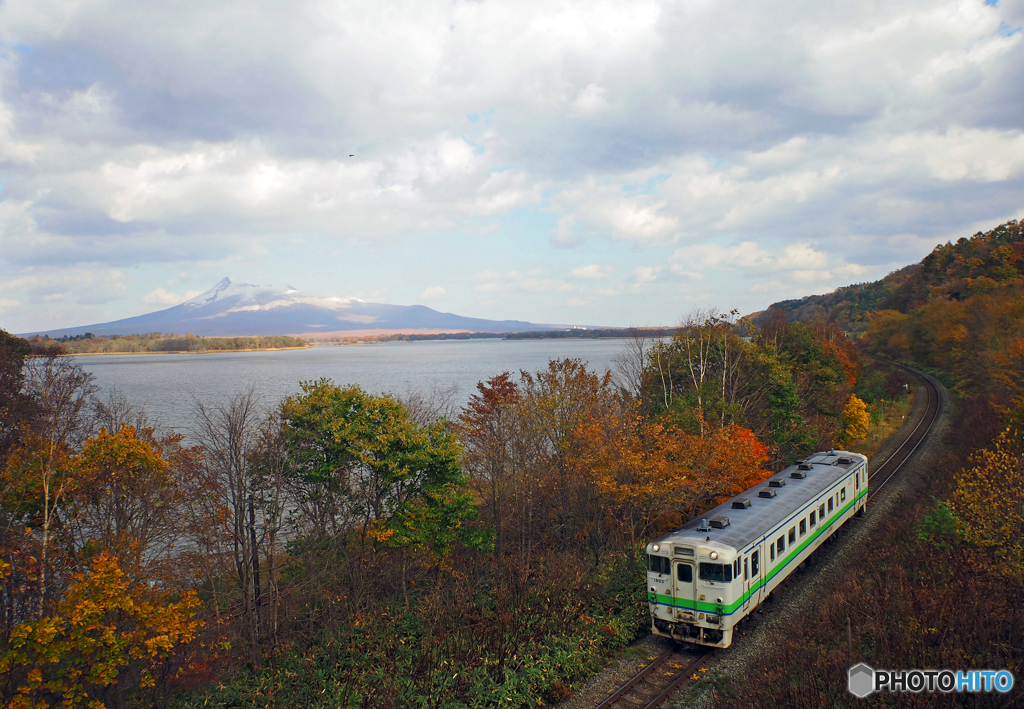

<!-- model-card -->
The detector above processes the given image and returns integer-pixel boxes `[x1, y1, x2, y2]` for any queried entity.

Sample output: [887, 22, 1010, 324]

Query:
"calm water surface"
[78, 338, 630, 429]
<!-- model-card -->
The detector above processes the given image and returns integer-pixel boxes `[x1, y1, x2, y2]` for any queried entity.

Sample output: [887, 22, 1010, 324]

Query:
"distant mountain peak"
[26, 277, 564, 338]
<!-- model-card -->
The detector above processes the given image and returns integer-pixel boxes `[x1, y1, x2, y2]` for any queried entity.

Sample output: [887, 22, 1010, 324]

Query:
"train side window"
[744, 557, 748, 580]
[699, 563, 728, 582]
[733, 559, 740, 578]
[777, 536, 785, 554]
[841, 487, 847, 502]
[788, 527, 796, 545]
[828, 497, 833, 513]
[810, 511, 816, 527]
[751, 551, 759, 575]
[770, 545, 775, 561]
[677, 564, 693, 583]
[855, 472, 860, 490]
[799, 519, 807, 536]
[819, 503, 825, 519]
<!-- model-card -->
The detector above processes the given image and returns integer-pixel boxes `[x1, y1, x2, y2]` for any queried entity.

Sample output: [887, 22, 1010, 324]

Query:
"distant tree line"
[27, 333, 310, 355]
[504, 326, 682, 340]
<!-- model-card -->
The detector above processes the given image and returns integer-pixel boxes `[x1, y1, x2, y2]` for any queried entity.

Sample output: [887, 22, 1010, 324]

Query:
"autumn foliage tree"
[950, 430, 1024, 578]
[281, 380, 482, 618]
[73, 426, 173, 578]
[646, 309, 857, 465]
[842, 394, 870, 442]
[0, 552, 199, 709]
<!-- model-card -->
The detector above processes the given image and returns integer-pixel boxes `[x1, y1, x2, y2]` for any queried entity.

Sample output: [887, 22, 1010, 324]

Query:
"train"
[646, 450, 868, 648]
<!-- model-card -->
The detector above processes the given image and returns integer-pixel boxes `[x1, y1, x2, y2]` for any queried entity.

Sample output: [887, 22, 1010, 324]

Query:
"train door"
[673, 560, 695, 615]
[741, 554, 752, 615]
[749, 545, 762, 606]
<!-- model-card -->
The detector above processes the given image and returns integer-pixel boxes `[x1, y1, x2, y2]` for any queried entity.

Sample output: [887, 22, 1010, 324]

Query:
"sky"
[1, 0, 1023, 333]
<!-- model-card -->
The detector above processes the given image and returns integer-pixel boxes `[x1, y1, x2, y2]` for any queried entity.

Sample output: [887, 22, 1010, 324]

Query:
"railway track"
[590, 363, 942, 709]
[867, 364, 941, 500]
[593, 647, 713, 709]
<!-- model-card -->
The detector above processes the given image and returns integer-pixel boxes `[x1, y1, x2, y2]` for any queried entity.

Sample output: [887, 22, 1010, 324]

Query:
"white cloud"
[470, 269, 579, 296]
[569, 264, 614, 280]
[420, 286, 448, 300]
[571, 84, 609, 114]
[0, 0, 1021, 329]
[629, 266, 659, 283]
[143, 288, 201, 305]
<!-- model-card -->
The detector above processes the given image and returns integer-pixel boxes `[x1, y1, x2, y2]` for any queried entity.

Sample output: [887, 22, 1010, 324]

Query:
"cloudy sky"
[1, 0, 1023, 332]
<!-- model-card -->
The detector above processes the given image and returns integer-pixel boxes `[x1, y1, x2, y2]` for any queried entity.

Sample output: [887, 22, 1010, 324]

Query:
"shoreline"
[48, 345, 313, 357]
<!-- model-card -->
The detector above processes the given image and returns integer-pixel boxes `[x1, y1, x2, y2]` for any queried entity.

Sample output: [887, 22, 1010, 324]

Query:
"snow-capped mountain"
[28, 278, 560, 338]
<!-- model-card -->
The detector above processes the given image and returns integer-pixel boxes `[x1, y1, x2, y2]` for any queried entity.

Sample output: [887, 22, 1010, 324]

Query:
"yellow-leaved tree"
[842, 394, 870, 442]
[950, 431, 1024, 578]
[0, 552, 201, 709]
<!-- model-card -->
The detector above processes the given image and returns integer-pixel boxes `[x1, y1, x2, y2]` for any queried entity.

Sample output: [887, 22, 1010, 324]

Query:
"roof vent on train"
[697, 518, 711, 532]
[768, 478, 787, 488]
[758, 489, 777, 498]
[709, 516, 730, 529]
[731, 498, 752, 509]
[790, 470, 807, 479]
[798, 463, 813, 471]
[837, 457, 853, 465]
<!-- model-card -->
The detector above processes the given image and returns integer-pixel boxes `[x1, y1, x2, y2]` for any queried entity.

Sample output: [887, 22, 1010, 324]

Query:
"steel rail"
[867, 366, 936, 484]
[592, 647, 712, 709]
[868, 365, 940, 499]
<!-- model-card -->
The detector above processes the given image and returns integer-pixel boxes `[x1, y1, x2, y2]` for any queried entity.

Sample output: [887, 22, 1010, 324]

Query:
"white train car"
[646, 450, 868, 648]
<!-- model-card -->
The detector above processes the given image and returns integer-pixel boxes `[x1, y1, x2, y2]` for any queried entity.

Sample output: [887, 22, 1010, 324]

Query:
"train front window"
[699, 563, 732, 583]
[677, 564, 693, 583]
[648, 555, 670, 575]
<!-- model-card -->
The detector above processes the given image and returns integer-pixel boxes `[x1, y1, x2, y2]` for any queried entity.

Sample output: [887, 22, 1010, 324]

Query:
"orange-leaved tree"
[0, 552, 200, 709]
[678, 424, 772, 518]
[570, 405, 689, 565]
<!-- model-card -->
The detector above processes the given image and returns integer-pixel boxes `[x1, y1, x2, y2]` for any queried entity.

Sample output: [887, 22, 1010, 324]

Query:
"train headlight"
[652, 544, 660, 552]
[709, 551, 718, 560]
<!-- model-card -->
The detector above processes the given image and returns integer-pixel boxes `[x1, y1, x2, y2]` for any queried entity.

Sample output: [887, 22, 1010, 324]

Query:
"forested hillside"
[728, 221, 1024, 707]
[0, 316, 862, 708]
[763, 220, 1024, 334]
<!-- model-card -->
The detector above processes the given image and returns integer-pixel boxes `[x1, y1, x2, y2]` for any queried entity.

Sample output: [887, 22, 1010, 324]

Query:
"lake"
[77, 338, 633, 430]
